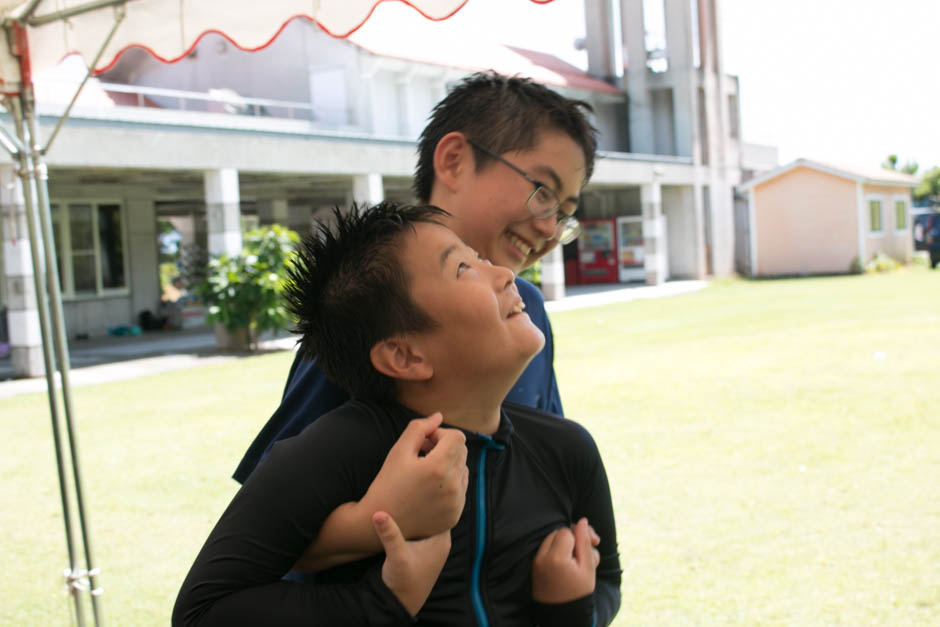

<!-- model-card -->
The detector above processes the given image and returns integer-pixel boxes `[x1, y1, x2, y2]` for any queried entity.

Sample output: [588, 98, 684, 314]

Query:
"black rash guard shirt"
[174, 401, 621, 627]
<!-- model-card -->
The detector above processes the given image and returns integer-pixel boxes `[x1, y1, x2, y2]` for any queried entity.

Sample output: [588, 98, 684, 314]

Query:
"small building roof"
[737, 158, 920, 190]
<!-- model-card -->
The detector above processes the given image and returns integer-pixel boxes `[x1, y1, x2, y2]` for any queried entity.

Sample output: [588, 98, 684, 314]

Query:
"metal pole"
[25, 0, 127, 27]
[40, 5, 125, 156]
[7, 96, 86, 627]
[24, 85, 104, 625]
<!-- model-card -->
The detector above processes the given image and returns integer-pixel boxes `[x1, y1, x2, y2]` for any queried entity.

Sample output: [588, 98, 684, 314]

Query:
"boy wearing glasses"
[174, 203, 620, 626]
[233, 72, 592, 486]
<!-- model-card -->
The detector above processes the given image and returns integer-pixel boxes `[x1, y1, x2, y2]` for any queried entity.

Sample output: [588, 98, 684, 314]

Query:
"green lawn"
[2, 269, 938, 625]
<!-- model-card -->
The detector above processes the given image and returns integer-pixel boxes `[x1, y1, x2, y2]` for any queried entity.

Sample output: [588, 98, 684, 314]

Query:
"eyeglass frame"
[466, 138, 583, 245]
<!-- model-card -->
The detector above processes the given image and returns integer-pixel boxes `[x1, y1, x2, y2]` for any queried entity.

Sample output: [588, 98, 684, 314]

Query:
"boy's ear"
[432, 131, 471, 193]
[370, 336, 433, 382]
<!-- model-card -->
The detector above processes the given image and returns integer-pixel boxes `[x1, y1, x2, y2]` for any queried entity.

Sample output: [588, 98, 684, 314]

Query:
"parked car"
[913, 212, 933, 251]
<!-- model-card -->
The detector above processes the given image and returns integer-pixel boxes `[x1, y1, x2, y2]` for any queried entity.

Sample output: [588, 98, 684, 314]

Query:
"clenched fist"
[531, 518, 601, 604]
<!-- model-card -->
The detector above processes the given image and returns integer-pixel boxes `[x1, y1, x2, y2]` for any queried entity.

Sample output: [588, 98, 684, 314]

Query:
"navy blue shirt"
[233, 277, 562, 483]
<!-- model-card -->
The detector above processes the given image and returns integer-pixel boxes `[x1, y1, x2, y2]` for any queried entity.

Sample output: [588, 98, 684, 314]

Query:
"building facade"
[737, 160, 918, 276]
[1, 0, 758, 376]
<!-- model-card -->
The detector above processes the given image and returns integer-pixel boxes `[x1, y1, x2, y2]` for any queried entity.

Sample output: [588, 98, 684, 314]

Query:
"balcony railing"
[36, 78, 353, 129]
[96, 82, 318, 120]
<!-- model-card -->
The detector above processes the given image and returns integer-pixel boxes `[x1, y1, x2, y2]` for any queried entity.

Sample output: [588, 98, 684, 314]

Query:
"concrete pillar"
[698, 0, 735, 277]
[642, 180, 667, 285]
[708, 184, 735, 276]
[204, 168, 241, 256]
[1, 166, 43, 377]
[539, 245, 565, 301]
[664, 0, 698, 161]
[623, 0, 655, 155]
[396, 70, 415, 138]
[348, 174, 384, 208]
[583, 0, 624, 83]
[126, 198, 160, 319]
[692, 181, 708, 279]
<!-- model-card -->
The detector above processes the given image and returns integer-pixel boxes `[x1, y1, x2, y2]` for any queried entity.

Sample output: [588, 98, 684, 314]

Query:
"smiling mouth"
[506, 232, 533, 258]
[507, 299, 526, 317]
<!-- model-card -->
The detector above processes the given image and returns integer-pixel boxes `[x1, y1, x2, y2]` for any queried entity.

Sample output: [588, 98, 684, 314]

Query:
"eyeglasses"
[467, 139, 583, 245]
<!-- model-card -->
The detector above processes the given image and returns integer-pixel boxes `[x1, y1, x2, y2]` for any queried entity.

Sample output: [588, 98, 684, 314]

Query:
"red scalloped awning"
[0, 0, 554, 92]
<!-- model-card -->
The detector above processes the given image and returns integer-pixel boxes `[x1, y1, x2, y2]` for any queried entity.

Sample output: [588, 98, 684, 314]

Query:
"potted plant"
[196, 224, 300, 351]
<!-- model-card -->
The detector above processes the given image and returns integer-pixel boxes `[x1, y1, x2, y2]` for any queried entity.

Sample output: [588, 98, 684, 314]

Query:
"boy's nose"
[530, 213, 557, 240]
[492, 263, 515, 289]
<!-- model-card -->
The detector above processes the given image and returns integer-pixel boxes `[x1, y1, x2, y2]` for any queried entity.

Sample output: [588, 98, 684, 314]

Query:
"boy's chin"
[516, 323, 546, 360]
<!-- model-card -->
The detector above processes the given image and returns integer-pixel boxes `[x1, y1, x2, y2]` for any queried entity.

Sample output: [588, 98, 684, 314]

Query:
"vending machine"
[616, 216, 646, 282]
[577, 218, 618, 284]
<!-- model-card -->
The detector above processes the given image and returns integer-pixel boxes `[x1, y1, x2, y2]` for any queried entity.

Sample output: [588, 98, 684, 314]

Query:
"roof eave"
[737, 158, 919, 192]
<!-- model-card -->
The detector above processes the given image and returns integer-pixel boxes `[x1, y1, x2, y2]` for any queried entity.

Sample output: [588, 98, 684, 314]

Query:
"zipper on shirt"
[470, 435, 504, 627]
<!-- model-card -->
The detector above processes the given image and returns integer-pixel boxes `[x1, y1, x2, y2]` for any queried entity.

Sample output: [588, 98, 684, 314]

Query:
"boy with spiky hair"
[175, 202, 620, 626]
[234, 72, 597, 483]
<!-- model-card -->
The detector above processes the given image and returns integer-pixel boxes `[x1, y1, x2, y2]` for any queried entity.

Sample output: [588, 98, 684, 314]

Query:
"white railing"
[96, 81, 319, 120]
[36, 78, 356, 126]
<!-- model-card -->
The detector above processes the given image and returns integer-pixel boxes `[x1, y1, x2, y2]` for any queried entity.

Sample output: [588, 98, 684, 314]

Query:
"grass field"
[2, 268, 938, 625]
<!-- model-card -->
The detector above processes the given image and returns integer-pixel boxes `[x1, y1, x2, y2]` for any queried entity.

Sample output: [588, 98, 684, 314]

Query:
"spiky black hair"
[284, 201, 449, 402]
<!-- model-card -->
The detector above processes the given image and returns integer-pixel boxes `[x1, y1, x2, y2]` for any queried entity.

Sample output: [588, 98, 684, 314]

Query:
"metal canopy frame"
[0, 2, 547, 625]
[1, 3, 129, 624]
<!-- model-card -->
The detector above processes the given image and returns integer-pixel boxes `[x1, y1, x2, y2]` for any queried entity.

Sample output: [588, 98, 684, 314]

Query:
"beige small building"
[736, 159, 919, 276]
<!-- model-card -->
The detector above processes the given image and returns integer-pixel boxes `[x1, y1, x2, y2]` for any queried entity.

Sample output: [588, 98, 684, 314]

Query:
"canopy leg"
[7, 97, 87, 627]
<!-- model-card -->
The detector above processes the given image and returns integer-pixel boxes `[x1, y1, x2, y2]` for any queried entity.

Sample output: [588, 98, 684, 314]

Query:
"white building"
[1, 0, 771, 376]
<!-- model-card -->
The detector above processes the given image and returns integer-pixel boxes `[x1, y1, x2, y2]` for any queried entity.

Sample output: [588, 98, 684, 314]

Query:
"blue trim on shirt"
[470, 435, 505, 627]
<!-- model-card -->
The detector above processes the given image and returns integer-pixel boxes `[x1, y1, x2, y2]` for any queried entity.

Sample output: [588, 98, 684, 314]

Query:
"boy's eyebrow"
[440, 244, 459, 269]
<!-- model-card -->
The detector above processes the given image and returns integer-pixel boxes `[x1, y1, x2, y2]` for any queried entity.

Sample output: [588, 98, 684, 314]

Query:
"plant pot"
[214, 323, 253, 351]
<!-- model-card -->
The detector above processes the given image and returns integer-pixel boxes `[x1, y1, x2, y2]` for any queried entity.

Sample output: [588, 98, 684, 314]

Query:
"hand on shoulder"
[360, 413, 468, 539]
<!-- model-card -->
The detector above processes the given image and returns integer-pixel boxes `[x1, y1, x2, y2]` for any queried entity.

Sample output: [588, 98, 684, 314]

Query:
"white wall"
[63, 295, 133, 337]
[663, 184, 699, 278]
[127, 198, 160, 318]
[369, 73, 401, 137]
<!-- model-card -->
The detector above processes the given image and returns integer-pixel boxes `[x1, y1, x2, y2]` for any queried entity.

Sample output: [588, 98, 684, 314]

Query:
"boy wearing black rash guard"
[174, 203, 621, 626]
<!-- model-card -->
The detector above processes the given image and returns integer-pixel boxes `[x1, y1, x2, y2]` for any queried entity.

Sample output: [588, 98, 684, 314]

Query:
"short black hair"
[414, 72, 598, 202]
[285, 202, 449, 402]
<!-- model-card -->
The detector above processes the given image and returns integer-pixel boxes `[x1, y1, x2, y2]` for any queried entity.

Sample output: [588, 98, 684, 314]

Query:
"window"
[728, 94, 740, 139]
[868, 198, 883, 234]
[50, 201, 127, 297]
[643, 0, 669, 72]
[893, 197, 908, 231]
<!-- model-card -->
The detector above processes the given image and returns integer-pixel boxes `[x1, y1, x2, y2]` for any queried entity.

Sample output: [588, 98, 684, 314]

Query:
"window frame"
[892, 194, 909, 234]
[866, 194, 885, 237]
[49, 199, 131, 301]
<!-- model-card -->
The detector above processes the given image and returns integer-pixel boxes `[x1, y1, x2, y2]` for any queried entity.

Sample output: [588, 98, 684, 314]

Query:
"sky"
[401, 0, 940, 173]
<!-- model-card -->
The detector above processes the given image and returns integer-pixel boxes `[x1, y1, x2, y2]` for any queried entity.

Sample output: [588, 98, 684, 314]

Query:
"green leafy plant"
[519, 260, 542, 286]
[848, 256, 864, 275]
[864, 251, 902, 274]
[195, 224, 300, 349]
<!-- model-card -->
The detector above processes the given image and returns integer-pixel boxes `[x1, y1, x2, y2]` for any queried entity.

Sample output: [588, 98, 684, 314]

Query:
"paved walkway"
[0, 280, 705, 398]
